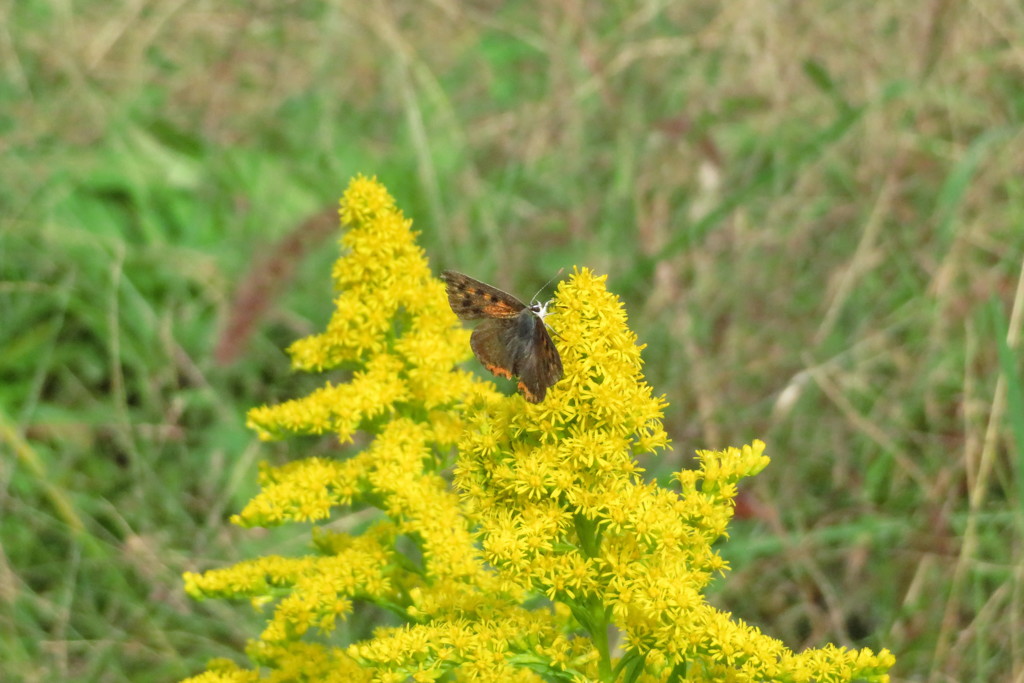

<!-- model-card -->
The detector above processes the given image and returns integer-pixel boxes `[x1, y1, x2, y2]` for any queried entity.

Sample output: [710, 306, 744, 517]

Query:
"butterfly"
[441, 270, 563, 403]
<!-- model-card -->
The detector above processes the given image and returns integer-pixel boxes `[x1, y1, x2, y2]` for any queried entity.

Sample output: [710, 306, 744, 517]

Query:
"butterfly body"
[441, 270, 563, 403]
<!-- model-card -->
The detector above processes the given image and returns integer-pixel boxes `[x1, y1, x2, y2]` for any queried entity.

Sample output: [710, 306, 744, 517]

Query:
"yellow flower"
[454, 269, 891, 681]
[181, 177, 894, 683]
[246, 175, 477, 445]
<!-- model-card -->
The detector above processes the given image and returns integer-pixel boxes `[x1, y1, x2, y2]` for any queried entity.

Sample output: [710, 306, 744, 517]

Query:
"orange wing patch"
[483, 362, 514, 380]
[477, 296, 522, 318]
[517, 380, 541, 403]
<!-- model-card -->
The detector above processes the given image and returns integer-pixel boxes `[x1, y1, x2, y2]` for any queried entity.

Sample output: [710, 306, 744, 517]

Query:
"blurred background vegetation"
[2, 2, 1022, 681]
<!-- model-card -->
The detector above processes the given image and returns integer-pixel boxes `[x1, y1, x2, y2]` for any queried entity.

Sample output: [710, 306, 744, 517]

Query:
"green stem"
[571, 514, 613, 679]
[573, 512, 600, 557]
[590, 602, 613, 680]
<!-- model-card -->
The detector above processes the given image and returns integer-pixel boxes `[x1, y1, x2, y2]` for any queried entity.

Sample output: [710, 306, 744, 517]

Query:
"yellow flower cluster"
[454, 273, 894, 681]
[185, 176, 505, 679]
[181, 177, 894, 682]
[246, 175, 479, 444]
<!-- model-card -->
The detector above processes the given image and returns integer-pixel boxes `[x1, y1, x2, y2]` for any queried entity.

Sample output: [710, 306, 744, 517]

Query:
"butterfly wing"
[444, 270, 563, 403]
[469, 318, 517, 380]
[509, 310, 564, 403]
[441, 270, 527, 320]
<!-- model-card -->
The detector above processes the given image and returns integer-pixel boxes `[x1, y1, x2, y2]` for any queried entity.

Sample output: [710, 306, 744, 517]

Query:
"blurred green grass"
[2, 2, 1022, 681]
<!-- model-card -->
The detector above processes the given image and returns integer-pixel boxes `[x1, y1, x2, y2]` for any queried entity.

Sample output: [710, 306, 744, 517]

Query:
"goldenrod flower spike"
[457, 269, 893, 681]
[182, 176, 894, 683]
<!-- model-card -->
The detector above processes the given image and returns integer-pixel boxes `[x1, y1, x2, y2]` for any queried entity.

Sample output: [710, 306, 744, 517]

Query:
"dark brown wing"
[511, 311, 564, 403]
[469, 318, 516, 380]
[441, 270, 527, 320]
[470, 311, 563, 402]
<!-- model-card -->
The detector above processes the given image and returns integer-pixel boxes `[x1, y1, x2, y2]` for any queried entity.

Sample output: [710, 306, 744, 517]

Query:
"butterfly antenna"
[530, 267, 565, 305]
